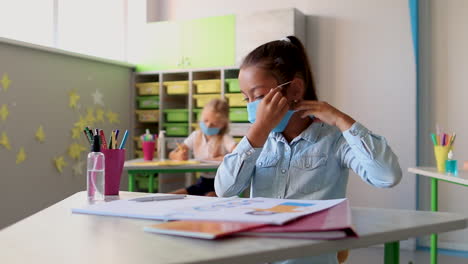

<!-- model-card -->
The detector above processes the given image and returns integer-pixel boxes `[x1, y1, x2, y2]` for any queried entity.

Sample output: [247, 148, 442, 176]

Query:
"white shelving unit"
[132, 67, 250, 159]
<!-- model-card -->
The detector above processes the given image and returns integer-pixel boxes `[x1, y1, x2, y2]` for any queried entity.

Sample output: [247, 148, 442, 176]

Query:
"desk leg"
[384, 241, 399, 264]
[149, 174, 155, 193]
[431, 178, 438, 264]
[128, 173, 135, 192]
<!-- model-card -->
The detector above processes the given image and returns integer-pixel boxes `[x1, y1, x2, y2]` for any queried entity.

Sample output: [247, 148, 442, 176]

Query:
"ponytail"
[240, 35, 318, 101]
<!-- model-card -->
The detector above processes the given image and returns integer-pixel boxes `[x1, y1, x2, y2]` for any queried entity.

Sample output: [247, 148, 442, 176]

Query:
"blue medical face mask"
[247, 100, 296, 132]
[246, 81, 296, 133]
[199, 121, 221, 136]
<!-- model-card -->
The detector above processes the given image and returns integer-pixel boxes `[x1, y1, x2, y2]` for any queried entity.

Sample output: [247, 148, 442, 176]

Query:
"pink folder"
[238, 200, 358, 239]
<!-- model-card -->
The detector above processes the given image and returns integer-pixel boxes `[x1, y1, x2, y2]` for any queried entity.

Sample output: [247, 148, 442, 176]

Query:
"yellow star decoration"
[0, 132, 11, 150]
[106, 110, 120, 124]
[85, 108, 96, 126]
[1, 73, 11, 92]
[69, 91, 80, 109]
[74, 115, 88, 130]
[16, 147, 26, 164]
[68, 143, 86, 160]
[35, 125, 46, 143]
[71, 126, 83, 140]
[53, 156, 68, 173]
[95, 108, 105, 123]
[0, 104, 8, 121]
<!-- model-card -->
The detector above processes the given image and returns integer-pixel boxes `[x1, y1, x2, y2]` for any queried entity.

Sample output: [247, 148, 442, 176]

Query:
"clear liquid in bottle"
[87, 135, 105, 201]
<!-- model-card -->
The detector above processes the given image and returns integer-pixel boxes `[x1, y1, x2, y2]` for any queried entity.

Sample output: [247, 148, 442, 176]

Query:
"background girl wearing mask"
[169, 98, 237, 197]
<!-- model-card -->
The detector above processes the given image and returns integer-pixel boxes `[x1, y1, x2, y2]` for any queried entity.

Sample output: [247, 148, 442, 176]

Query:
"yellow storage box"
[164, 81, 189, 95]
[193, 79, 221, 94]
[136, 82, 159, 95]
[135, 110, 159, 122]
[192, 94, 222, 108]
[225, 93, 247, 107]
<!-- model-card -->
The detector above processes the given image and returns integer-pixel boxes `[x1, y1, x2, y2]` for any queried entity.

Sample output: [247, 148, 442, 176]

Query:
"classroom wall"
[0, 39, 133, 229]
[147, 0, 417, 245]
[418, 0, 468, 251]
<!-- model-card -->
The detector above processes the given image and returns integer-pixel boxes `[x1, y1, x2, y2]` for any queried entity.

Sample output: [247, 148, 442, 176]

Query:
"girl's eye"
[242, 97, 249, 102]
[254, 95, 265, 101]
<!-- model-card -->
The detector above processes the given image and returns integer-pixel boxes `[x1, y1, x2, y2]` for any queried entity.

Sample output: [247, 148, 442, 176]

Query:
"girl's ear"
[287, 77, 305, 101]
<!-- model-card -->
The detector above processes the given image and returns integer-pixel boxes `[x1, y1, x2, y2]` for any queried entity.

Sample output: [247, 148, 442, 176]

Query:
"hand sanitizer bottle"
[445, 150, 458, 176]
[87, 134, 105, 200]
[158, 130, 166, 160]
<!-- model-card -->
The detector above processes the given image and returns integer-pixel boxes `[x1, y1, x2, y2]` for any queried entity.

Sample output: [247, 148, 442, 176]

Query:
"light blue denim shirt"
[215, 121, 402, 264]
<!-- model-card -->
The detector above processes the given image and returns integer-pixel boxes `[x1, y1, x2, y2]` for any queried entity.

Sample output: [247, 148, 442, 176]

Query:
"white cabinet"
[235, 8, 306, 65]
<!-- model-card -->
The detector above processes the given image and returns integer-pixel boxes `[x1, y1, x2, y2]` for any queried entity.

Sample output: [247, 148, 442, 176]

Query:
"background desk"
[408, 167, 468, 264]
[124, 158, 219, 192]
[0, 191, 466, 264]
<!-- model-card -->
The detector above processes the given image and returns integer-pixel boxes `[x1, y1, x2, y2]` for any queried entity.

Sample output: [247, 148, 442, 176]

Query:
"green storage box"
[136, 96, 159, 109]
[164, 109, 189, 122]
[225, 78, 240, 92]
[229, 108, 248, 122]
[164, 123, 189, 136]
[135, 174, 158, 192]
[193, 109, 202, 121]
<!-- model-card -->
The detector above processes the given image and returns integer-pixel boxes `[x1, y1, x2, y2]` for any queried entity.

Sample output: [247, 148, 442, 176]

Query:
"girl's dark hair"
[240, 35, 318, 100]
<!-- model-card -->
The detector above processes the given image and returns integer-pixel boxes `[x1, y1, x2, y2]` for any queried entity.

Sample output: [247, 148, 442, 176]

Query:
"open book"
[144, 221, 266, 239]
[238, 200, 357, 239]
[142, 199, 356, 240]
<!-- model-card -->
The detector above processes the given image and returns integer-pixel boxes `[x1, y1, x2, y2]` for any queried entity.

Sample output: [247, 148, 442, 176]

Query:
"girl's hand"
[294, 101, 356, 132]
[169, 146, 188, 161]
[253, 87, 290, 131]
[247, 87, 289, 147]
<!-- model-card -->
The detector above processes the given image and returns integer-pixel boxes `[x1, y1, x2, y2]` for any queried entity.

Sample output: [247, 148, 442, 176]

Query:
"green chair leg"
[148, 173, 155, 193]
[384, 241, 400, 264]
[431, 178, 438, 264]
[128, 173, 135, 192]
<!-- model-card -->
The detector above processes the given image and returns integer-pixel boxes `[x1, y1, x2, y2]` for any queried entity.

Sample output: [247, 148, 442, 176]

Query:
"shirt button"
[258, 162, 263, 166]
[350, 129, 358, 136]
[281, 169, 286, 174]
[246, 151, 252, 155]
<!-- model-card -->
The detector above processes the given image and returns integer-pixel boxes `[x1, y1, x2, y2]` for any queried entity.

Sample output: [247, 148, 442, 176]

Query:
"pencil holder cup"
[102, 149, 126, 195]
[434, 145, 451, 173]
[142, 141, 156, 161]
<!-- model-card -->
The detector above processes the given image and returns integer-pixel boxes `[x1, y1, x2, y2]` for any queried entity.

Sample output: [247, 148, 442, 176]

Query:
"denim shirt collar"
[269, 121, 324, 145]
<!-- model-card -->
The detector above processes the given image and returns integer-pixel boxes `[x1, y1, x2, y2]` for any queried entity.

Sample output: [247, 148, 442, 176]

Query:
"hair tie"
[280, 37, 291, 43]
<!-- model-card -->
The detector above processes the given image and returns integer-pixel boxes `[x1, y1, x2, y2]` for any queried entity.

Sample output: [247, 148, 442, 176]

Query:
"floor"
[347, 247, 468, 264]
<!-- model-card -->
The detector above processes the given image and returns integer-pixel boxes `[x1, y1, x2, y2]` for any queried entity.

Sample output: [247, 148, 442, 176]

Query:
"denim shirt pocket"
[254, 155, 280, 190]
[290, 154, 328, 194]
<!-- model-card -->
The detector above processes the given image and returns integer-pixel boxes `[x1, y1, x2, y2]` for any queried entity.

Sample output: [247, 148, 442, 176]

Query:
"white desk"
[0, 191, 466, 264]
[408, 166, 468, 264]
[408, 167, 468, 187]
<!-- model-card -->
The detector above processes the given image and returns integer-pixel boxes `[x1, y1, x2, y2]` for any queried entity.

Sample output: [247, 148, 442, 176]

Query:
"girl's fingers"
[300, 110, 316, 118]
[278, 97, 288, 109]
[263, 87, 280, 103]
[269, 90, 284, 107]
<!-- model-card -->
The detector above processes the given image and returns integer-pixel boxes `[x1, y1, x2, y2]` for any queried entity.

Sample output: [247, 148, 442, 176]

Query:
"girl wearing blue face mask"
[169, 99, 237, 197]
[214, 36, 402, 264]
